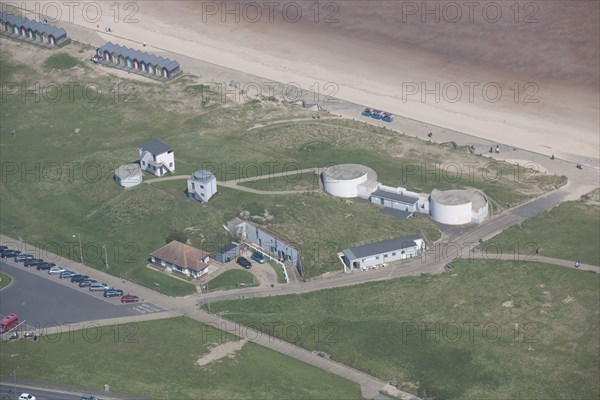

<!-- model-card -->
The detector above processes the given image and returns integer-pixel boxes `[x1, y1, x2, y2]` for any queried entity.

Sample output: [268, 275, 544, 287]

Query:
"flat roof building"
[341, 235, 424, 271]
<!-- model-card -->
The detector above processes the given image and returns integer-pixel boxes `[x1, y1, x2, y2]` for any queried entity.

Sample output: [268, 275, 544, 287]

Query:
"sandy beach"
[14, 0, 600, 162]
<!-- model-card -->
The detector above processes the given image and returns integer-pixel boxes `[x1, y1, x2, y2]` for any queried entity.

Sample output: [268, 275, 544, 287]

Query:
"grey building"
[95, 42, 181, 79]
[227, 218, 303, 275]
[370, 189, 419, 212]
[0, 12, 68, 46]
[341, 235, 424, 271]
[187, 170, 217, 202]
[214, 242, 240, 264]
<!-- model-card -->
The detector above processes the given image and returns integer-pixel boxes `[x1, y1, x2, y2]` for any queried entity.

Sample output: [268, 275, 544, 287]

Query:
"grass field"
[206, 269, 256, 291]
[0, 272, 12, 289]
[239, 171, 320, 191]
[0, 317, 361, 399]
[0, 39, 565, 291]
[210, 260, 600, 399]
[485, 188, 600, 265]
[268, 260, 287, 283]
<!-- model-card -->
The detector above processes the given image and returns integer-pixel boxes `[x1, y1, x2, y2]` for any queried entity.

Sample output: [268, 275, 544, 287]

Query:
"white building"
[341, 235, 424, 271]
[322, 164, 379, 198]
[429, 189, 489, 225]
[114, 163, 143, 188]
[139, 139, 174, 177]
[187, 169, 217, 202]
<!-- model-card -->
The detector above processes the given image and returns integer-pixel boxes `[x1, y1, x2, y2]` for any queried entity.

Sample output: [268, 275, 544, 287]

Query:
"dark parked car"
[104, 289, 124, 298]
[251, 251, 266, 264]
[24, 258, 44, 267]
[71, 275, 90, 283]
[2, 250, 22, 258]
[79, 279, 97, 288]
[236, 256, 252, 269]
[14, 254, 34, 262]
[36, 262, 56, 271]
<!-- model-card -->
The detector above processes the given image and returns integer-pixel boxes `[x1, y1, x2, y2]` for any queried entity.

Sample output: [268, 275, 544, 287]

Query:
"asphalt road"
[0, 385, 83, 400]
[0, 262, 158, 329]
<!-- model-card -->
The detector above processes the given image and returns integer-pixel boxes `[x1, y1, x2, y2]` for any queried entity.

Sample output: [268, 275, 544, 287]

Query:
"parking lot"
[0, 261, 165, 330]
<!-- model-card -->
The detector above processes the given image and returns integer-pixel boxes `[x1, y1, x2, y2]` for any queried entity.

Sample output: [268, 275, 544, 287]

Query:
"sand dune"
[16, 0, 599, 162]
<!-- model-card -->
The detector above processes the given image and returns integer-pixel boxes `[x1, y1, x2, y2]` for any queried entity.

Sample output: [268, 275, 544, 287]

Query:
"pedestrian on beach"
[428, 130, 432, 138]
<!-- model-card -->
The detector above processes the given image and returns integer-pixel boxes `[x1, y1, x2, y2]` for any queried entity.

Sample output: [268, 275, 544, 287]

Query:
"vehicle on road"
[36, 262, 56, 271]
[14, 254, 34, 262]
[104, 289, 124, 298]
[19, 394, 36, 400]
[71, 275, 90, 283]
[121, 294, 140, 303]
[48, 266, 67, 275]
[251, 251, 266, 264]
[361, 107, 372, 117]
[23, 258, 43, 267]
[89, 282, 110, 291]
[236, 256, 252, 269]
[81, 395, 97, 400]
[79, 279, 97, 287]
[2, 250, 22, 258]
[60, 270, 77, 279]
[0, 313, 19, 333]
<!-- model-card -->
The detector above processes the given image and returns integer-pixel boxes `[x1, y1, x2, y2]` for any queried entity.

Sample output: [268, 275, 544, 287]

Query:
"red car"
[121, 295, 140, 303]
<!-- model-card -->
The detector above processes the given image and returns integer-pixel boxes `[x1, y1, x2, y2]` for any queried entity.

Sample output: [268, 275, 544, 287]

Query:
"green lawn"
[43, 53, 83, 70]
[0, 272, 12, 289]
[210, 260, 600, 399]
[268, 260, 287, 283]
[485, 188, 600, 265]
[0, 40, 565, 290]
[0, 317, 361, 399]
[206, 269, 256, 291]
[239, 171, 320, 191]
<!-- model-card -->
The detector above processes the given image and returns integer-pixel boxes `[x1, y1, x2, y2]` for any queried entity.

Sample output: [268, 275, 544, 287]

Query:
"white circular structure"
[115, 163, 143, 188]
[322, 164, 378, 198]
[430, 189, 488, 225]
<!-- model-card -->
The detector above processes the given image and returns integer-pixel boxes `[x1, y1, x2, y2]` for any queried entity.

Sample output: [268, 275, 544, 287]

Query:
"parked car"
[23, 258, 44, 267]
[0, 245, 7, 252]
[236, 256, 252, 269]
[48, 266, 67, 275]
[60, 270, 77, 279]
[14, 254, 34, 262]
[71, 275, 90, 283]
[89, 282, 110, 291]
[251, 251, 266, 264]
[121, 294, 140, 303]
[81, 395, 96, 400]
[104, 289, 124, 298]
[79, 279, 97, 288]
[19, 394, 36, 400]
[36, 262, 56, 271]
[2, 250, 22, 258]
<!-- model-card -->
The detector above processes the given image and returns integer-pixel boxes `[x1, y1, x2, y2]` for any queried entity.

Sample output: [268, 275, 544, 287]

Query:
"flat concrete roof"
[431, 189, 487, 211]
[323, 164, 377, 181]
[115, 163, 142, 179]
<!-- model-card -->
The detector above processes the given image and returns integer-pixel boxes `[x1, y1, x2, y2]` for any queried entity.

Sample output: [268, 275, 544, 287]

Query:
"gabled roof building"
[0, 12, 67, 46]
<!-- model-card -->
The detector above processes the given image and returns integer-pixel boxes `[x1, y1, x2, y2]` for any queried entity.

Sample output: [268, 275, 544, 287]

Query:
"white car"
[89, 282, 110, 291]
[48, 266, 67, 275]
[19, 394, 36, 400]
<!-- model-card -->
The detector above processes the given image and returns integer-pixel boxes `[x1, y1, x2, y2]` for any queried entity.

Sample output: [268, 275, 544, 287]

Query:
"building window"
[401, 250, 405, 255]
[376, 256, 380, 260]
[142, 161, 145, 166]
[200, 185, 204, 189]
[191, 182, 195, 190]
[169, 162, 173, 167]
[384, 254, 388, 258]
[392, 252, 396, 256]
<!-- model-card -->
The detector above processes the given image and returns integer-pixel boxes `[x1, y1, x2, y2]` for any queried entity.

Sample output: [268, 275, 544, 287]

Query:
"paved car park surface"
[0, 262, 165, 329]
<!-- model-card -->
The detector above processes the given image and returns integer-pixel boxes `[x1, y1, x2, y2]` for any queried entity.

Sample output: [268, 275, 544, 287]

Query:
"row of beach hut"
[95, 42, 181, 80]
[0, 12, 67, 46]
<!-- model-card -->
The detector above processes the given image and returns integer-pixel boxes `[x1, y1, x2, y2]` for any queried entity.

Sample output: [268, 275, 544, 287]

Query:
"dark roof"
[218, 242, 239, 254]
[371, 189, 418, 204]
[381, 208, 413, 219]
[192, 170, 216, 182]
[343, 235, 421, 260]
[150, 240, 209, 272]
[97, 42, 180, 71]
[0, 12, 67, 38]
[140, 139, 172, 155]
